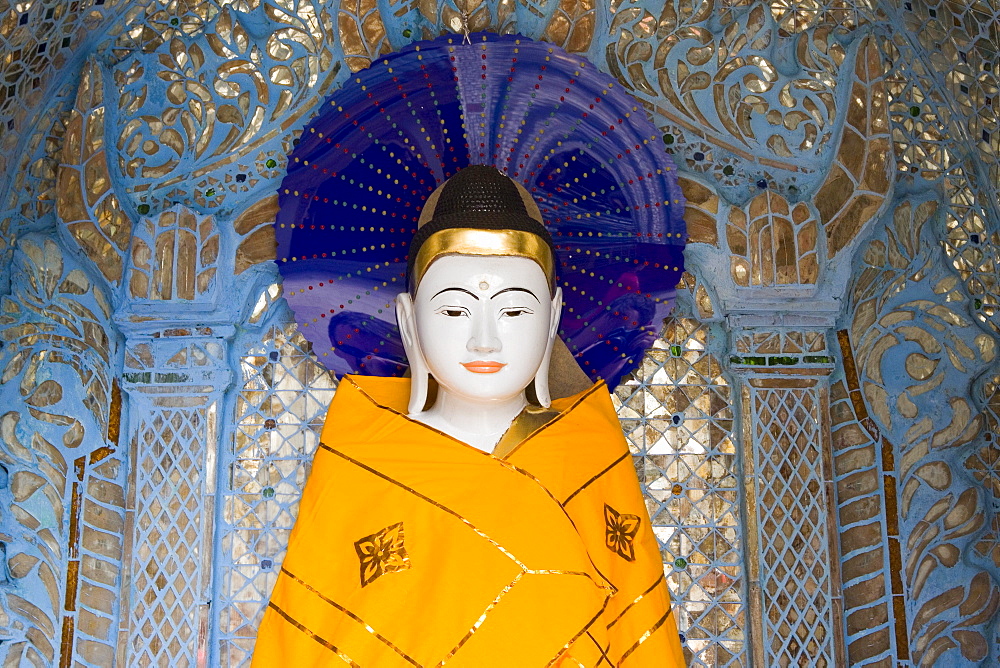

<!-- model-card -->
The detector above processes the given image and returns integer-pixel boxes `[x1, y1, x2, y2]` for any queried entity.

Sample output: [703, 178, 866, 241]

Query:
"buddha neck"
[413, 390, 527, 453]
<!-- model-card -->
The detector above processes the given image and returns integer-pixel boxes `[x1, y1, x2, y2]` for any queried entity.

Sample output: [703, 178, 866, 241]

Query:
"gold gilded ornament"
[604, 503, 641, 562]
[354, 521, 411, 587]
[412, 228, 555, 290]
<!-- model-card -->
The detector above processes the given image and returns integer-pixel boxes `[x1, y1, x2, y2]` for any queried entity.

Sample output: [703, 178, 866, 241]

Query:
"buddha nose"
[467, 310, 501, 353]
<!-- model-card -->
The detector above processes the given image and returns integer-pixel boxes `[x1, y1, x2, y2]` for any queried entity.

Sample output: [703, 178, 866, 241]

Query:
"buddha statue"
[253, 166, 685, 667]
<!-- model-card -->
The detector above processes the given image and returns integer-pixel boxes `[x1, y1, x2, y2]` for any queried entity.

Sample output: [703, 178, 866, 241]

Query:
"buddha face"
[398, 255, 561, 406]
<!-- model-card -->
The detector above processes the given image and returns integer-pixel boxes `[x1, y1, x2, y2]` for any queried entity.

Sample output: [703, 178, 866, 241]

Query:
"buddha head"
[395, 166, 563, 415]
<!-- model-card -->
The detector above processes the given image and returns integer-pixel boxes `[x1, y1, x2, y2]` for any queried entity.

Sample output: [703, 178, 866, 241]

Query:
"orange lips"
[461, 360, 506, 374]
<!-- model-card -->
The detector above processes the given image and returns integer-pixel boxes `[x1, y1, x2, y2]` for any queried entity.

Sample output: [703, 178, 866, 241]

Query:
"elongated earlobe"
[532, 287, 563, 408]
[396, 293, 430, 414]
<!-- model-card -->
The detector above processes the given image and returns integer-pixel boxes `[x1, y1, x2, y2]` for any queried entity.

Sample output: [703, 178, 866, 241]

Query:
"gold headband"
[411, 228, 556, 290]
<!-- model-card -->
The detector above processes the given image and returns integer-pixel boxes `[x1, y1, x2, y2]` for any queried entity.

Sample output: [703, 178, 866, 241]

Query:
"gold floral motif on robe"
[355, 522, 410, 587]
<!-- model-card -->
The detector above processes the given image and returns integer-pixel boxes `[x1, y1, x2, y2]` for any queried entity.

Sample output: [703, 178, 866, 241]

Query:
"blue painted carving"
[107, 0, 350, 218]
[0, 235, 121, 665]
[0, 1, 997, 666]
[847, 193, 1000, 664]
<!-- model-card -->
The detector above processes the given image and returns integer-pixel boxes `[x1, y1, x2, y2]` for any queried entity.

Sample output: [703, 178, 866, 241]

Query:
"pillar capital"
[725, 321, 836, 380]
[117, 326, 234, 398]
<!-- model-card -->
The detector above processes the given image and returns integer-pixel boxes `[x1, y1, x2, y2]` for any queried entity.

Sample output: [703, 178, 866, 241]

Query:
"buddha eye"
[436, 307, 468, 318]
[501, 308, 533, 318]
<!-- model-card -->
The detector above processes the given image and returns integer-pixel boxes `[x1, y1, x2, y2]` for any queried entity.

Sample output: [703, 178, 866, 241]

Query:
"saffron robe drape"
[252, 376, 685, 667]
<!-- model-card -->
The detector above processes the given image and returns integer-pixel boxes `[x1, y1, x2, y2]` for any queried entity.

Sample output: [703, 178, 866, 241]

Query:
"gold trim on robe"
[252, 376, 685, 667]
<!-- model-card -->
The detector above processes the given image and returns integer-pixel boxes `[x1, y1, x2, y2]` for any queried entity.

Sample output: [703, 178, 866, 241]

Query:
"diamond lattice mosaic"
[615, 315, 746, 667]
[127, 405, 212, 667]
[751, 386, 834, 666]
[216, 320, 336, 667]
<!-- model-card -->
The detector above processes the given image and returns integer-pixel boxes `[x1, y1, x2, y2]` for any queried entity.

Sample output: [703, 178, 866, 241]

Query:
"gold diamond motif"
[604, 504, 641, 562]
[354, 522, 410, 587]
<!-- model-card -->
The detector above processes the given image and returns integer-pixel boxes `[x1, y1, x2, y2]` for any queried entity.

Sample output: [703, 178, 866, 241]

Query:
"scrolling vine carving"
[850, 197, 1000, 665]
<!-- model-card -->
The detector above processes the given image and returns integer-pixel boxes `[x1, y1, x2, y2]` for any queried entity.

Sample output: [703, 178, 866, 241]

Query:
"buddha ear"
[395, 292, 430, 415]
[532, 286, 563, 408]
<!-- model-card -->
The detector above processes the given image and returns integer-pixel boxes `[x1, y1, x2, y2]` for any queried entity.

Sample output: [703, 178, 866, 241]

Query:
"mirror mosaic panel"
[614, 312, 747, 667]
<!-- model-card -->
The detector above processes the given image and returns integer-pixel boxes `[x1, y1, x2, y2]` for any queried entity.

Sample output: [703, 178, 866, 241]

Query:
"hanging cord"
[460, 8, 471, 44]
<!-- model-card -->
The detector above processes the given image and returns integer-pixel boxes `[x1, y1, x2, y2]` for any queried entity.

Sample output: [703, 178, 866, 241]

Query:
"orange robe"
[253, 376, 685, 667]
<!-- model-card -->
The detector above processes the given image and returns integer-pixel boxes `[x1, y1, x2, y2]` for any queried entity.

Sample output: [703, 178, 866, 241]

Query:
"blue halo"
[275, 32, 686, 389]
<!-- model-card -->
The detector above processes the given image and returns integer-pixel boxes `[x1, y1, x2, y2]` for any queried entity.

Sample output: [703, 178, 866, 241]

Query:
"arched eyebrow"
[430, 287, 479, 301]
[491, 287, 540, 303]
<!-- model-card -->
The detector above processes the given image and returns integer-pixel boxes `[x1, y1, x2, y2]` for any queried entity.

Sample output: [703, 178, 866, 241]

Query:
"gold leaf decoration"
[2, 238, 113, 432]
[542, 0, 596, 54]
[727, 191, 818, 286]
[677, 176, 719, 246]
[114, 3, 341, 210]
[817, 36, 892, 256]
[851, 196, 1000, 663]
[57, 59, 131, 285]
[128, 206, 219, 301]
[0, 420, 69, 666]
[607, 0, 841, 169]
[25, 380, 63, 408]
[339, 0, 391, 72]
[675, 271, 716, 321]
[234, 196, 279, 274]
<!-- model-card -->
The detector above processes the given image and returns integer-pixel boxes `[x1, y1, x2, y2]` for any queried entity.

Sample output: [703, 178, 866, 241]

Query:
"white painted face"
[407, 254, 559, 404]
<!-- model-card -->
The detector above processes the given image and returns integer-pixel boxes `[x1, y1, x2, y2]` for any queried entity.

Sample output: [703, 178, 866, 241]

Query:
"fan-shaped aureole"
[275, 33, 686, 389]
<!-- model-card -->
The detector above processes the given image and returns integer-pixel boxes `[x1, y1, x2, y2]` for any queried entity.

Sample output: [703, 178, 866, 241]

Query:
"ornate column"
[727, 311, 846, 667]
[112, 207, 234, 666]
